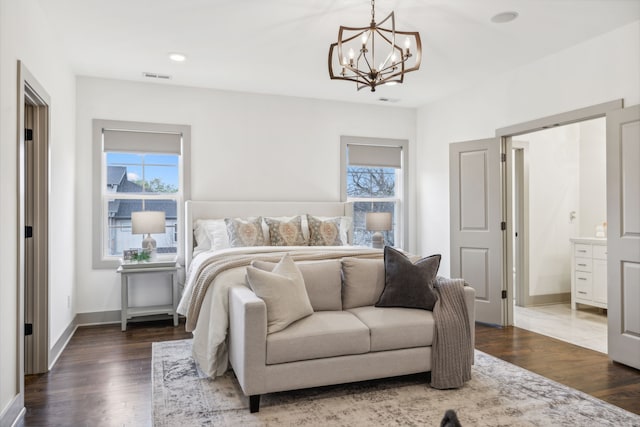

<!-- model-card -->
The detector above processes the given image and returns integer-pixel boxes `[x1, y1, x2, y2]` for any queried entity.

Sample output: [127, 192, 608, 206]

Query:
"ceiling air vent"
[142, 72, 172, 80]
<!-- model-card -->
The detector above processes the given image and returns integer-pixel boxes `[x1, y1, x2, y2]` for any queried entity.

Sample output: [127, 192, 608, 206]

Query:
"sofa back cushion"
[250, 259, 343, 311]
[341, 258, 385, 309]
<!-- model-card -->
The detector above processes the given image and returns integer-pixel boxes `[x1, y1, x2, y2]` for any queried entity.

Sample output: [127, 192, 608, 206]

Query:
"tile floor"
[513, 303, 608, 354]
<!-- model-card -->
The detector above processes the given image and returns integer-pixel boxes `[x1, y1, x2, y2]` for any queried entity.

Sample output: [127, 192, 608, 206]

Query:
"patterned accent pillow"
[264, 216, 307, 246]
[307, 215, 344, 246]
[225, 217, 266, 247]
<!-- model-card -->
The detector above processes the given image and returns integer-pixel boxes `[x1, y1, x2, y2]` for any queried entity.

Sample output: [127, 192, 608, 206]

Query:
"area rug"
[152, 339, 639, 426]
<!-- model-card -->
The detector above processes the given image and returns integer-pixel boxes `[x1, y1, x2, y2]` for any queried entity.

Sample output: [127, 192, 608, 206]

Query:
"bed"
[177, 200, 382, 377]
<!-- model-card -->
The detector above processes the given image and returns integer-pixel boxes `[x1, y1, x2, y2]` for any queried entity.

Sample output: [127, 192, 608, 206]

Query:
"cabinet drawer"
[575, 271, 592, 299]
[574, 244, 592, 258]
[593, 245, 608, 260]
[575, 257, 592, 272]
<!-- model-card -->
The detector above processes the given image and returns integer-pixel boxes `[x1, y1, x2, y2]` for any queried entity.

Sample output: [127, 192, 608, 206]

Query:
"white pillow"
[246, 254, 314, 333]
[193, 219, 230, 252]
[193, 219, 214, 251]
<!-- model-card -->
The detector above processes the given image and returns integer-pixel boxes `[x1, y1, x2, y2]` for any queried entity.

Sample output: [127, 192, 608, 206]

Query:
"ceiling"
[36, 0, 640, 107]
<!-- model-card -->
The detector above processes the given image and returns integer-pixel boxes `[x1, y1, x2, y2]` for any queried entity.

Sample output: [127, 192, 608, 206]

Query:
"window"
[93, 120, 191, 268]
[341, 136, 408, 248]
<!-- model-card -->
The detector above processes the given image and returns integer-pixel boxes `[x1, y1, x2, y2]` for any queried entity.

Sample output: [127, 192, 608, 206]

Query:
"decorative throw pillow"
[225, 217, 266, 247]
[310, 215, 351, 244]
[247, 254, 314, 334]
[307, 215, 344, 246]
[264, 216, 307, 246]
[342, 258, 386, 309]
[375, 246, 441, 311]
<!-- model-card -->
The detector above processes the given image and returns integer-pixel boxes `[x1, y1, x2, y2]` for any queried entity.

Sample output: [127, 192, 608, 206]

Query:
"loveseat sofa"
[228, 256, 475, 412]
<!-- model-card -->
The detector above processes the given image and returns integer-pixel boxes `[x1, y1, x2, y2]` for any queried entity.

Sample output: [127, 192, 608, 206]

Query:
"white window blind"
[347, 144, 402, 168]
[102, 129, 182, 154]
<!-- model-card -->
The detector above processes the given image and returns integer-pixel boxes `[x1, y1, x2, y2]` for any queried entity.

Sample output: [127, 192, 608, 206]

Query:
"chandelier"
[328, 0, 422, 92]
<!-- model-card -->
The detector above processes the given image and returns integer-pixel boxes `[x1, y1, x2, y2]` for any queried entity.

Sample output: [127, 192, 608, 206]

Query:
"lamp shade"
[131, 211, 166, 235]
[365, 212, 392, 231]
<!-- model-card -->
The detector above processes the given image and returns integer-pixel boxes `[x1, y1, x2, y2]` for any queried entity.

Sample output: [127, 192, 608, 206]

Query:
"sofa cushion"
[247, 254, 313, 334]
[376, 246, 440, 311]
[341, 258, 385, 309]
[266, 311, 370, 364]
[347, 306, 435, 352]
[251, 259, 342, 311]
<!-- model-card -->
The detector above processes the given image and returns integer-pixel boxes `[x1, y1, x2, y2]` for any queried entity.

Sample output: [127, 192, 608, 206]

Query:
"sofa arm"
[228, 286, 267, 396]
[463, 285, 476, 351]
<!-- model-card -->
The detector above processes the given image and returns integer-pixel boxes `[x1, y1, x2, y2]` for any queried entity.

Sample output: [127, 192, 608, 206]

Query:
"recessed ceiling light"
[168, 52, 187, 62]
[491, 11, 519, 24]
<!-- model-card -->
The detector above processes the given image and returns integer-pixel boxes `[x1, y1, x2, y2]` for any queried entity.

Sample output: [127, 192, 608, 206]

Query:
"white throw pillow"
[246, 254, 314, 334]
[194, 219, 231, 252]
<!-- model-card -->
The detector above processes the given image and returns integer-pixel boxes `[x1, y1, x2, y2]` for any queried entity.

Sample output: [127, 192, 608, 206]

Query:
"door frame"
[495, 99, 623, 325]
[18, 60, 50, 382]
[511, 142, 529, 308]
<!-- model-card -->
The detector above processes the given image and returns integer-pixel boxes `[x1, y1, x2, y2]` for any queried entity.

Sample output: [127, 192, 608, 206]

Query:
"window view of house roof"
[107, 166, 177, 220]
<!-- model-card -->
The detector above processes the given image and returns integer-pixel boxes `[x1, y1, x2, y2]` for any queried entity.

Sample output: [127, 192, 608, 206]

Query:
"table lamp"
[365, 212, 392, 249]
[131, 211, 166, 254]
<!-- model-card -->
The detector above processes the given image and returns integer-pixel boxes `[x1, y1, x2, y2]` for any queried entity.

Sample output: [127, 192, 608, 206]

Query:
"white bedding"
[177, 245, 377, 377]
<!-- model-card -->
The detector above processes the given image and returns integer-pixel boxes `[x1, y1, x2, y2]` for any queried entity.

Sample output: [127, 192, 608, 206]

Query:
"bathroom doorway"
[510, 117, 608, 353]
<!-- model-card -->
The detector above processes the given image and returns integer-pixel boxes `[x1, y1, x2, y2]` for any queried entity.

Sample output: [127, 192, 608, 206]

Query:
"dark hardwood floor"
[23, 319, 192, 427]
[21, 320, 639, 426]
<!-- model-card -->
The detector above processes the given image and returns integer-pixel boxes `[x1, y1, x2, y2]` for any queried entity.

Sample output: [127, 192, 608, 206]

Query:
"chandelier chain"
[371, 0, 375, 23]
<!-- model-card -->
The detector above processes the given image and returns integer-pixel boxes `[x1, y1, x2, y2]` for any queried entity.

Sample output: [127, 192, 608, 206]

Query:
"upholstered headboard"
[184, 200, 354, 268]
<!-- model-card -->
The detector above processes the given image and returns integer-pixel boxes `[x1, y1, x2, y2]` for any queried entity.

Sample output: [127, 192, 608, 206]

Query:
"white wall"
[75, 77, 416, 314]
[0, 0, 76, 422]
[416, 20, 640, 279]
[522, 126, 580, 296]
[578, 118, 607, 237]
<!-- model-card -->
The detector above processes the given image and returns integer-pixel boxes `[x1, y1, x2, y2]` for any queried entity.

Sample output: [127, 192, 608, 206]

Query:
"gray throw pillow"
[375, 246, 440, 311]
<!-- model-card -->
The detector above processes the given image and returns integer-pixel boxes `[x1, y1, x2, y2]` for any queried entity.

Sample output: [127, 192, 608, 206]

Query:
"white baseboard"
[49, 320, 78, 370]
[0, 393, 25, 427]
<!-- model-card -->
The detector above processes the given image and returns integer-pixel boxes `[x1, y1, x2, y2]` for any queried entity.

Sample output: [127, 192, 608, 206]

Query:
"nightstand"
[117, 262, 179, 331]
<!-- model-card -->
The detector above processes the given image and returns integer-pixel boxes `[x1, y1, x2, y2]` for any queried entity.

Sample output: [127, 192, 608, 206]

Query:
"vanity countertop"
[570, 237, 607, 245]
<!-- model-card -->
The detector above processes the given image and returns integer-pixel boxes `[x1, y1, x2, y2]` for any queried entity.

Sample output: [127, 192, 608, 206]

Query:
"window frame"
[340, 136, 409, 249]
[92, 119, 191, 269]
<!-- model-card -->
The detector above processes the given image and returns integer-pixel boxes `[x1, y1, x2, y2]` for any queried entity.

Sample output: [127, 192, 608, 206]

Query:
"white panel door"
[607, 105, 640, 370]
[450, 138, 505, 325]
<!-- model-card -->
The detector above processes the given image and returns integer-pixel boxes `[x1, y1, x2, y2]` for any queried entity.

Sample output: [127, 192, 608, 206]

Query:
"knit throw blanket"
[430, 276, 473, 389]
